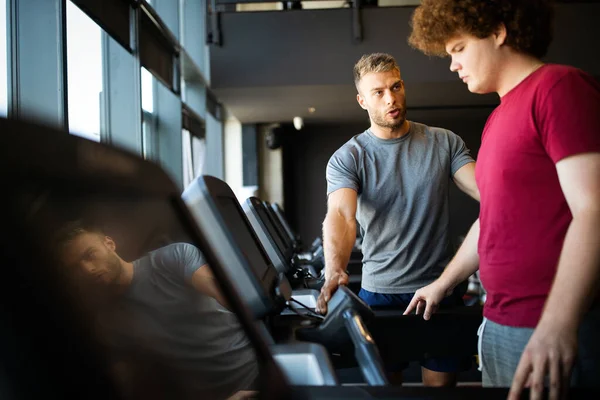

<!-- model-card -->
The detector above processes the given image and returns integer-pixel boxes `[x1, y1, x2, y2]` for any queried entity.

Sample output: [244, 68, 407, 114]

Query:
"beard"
[370, 105, 407, 130]
[104, 252, 125, 285]
[84, 252, 124, 288]
[70, 253, 124, 310]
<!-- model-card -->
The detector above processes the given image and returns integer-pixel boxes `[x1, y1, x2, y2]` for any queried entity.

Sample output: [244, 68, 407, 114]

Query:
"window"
[141, 67, 157, 160]
[66, 1, 103, 141]
[182, 105, 206, 188]
[0, 0, 8, 117]
[141, 67, 154, 113]
[182, 128, 206, 188]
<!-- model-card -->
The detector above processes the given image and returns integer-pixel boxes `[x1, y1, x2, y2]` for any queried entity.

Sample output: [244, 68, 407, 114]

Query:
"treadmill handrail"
[343, 309, 389, 386]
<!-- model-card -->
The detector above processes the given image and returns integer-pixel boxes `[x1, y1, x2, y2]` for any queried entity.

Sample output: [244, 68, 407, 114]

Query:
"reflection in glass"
[16, 189, 259, 399]
[66, 1, 103, 141]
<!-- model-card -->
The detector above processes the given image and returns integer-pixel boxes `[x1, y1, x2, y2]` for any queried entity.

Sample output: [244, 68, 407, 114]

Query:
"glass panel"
[0, 0, 8, 117]
[141, 68, 156, 160]
[66, 1, 103, 142]
[142, 110, 156, 161]
[183, 129, 206, 189]
[182, 128, 193, 187]
[141, 67, 154, 113]
[192, 135, 206, 177]
[12, 172, 260, 399]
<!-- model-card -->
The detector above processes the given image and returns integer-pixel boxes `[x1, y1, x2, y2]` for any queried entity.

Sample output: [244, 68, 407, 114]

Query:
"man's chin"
[88, 274, 114, 286]
[467, 82, 491, 95]
[388, 118, 406, 130]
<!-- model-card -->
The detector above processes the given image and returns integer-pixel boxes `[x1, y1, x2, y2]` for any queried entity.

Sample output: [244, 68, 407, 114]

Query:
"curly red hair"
[408, 0, 554, 58]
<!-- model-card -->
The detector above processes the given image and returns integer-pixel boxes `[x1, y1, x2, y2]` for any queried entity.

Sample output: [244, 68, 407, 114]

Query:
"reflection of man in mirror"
[54, 220, 258, 400]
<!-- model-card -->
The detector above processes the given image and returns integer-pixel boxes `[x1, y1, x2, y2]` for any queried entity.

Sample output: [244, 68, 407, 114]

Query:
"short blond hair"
[353, 53, 400, 90]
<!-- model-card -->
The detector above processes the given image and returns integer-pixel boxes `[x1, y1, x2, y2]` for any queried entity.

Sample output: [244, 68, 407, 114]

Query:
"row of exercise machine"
[1, 117, 585, 399]
[186, 176, 482, 384]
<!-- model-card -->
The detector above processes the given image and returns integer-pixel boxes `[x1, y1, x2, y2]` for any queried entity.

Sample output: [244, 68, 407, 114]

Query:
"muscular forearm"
[322, 212, 356, 280]
[539, 211, 600, 329]
[438, 219, 481, 293]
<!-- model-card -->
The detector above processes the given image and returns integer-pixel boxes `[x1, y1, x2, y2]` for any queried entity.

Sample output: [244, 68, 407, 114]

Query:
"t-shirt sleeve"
[447, 131, 475, 175]
[157, 243, 208, 282]
[537, 70, 600, 163]
[326, 146, 360, 196]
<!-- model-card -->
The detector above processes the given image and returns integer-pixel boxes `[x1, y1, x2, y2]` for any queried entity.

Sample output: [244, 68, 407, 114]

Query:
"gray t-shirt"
[326, 121, 474, 293]
[106, 243, 258, 399]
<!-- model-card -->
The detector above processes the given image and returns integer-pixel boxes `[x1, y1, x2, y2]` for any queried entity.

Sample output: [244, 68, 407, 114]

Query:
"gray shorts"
[478, 306, 600, 388]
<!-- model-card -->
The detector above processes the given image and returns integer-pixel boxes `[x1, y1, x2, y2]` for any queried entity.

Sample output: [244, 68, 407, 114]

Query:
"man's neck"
[496, 53, 545, 97]
[370, 120, 410, 140]
[116, 261, 134, 292]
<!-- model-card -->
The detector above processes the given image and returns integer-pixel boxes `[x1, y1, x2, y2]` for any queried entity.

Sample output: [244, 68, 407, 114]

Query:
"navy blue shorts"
[359, 288, 473, 373]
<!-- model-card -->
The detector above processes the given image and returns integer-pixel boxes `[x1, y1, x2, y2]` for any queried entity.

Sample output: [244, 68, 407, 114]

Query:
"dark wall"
[212, 3, 599, 124]
[211, 3, 600, 88]
[282, 107, 492, 246]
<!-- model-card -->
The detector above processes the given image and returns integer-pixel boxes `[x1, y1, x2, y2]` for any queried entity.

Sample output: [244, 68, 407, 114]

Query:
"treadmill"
[1, 117, 582, 399]
[240, 196, 483, 374]
[269, 202, 301, 251]
[264, 201, 327, 275]
[183, 176, 389, 386]
[268, 201, 364, 278]
[242, 197, 322, 309]
[0, 117, 304, 398]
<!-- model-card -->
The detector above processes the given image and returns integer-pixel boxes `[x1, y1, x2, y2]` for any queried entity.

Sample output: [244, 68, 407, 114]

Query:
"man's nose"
[384, 90, 395, 105]
[450, 57, 460, 72]
[81, 261, 97, 274]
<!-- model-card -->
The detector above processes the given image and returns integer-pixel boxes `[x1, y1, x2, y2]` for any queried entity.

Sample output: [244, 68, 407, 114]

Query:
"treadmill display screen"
[266, 205, 294, 252]
[216, 196, 272, 282]
[255, 202, 289, 260]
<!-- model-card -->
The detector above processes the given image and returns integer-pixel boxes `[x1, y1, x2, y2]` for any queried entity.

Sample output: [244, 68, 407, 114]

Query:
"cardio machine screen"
[266, 205, 295, 252]
[216, 196, 274, 283]
[254, 201, 290, 262]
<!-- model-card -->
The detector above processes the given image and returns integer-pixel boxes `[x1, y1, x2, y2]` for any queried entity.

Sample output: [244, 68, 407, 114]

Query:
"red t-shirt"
[476, 64, 600, 327]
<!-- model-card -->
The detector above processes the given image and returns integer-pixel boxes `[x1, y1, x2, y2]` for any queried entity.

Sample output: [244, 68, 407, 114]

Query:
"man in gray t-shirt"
[315, 53, 479, 387]
[57, 223, 258, 400]
[327, 121, 474, 293]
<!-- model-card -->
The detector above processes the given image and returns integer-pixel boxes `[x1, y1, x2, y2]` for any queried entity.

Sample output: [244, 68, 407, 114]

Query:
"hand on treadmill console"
[403, 281, 450, 320]
[315, 270, 349, 314]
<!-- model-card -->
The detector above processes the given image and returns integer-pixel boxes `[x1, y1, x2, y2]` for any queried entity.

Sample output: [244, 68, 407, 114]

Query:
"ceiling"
[209, 3, 599, 125]
[214, 81, 498, 124]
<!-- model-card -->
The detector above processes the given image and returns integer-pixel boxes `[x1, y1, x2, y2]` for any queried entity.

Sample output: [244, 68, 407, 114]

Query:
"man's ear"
[357, 93, 367, 110]
[104, 236, 116, 251]
[494, 23, 508, 47]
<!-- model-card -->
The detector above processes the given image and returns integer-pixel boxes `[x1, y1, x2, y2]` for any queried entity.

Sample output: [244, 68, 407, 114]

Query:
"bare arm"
[510, 153, 600, 400]
[438, 218, 481, 294]
[539, 153, 600, 333]
[453, 162, 480, 201]
[191, 265, 230, 310]
[405, 218, 480, 319]
[323, 188, 358, 279]
[315, 188, 357, 314]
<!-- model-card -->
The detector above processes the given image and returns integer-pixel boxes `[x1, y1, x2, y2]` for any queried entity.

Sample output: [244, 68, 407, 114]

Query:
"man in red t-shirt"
[405, 1, 600, 398]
